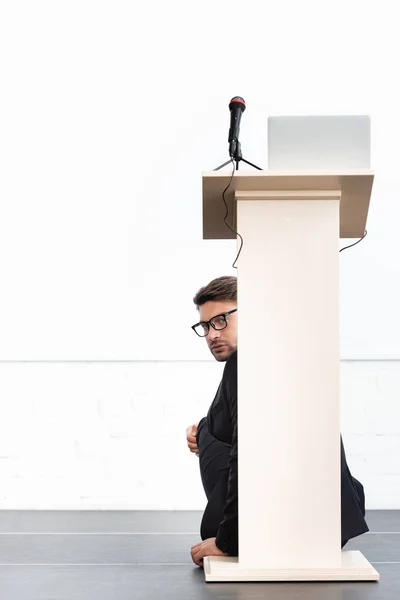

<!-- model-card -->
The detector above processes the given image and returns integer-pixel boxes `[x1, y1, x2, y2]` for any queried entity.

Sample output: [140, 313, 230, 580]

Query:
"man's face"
[198, 300, 237, 362]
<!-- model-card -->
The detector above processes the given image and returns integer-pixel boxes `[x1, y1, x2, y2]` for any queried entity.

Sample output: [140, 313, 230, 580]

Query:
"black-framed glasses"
[191, 308, 237, 338]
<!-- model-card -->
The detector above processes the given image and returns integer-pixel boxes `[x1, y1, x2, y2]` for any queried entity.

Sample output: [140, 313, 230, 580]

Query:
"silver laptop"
[267, 115, 371, 170]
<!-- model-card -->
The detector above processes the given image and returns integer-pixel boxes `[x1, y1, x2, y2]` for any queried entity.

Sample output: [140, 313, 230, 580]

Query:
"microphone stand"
[214, 140, 262, 171]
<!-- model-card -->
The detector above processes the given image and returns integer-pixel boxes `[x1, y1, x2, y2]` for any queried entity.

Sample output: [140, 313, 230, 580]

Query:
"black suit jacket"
[207, 351, 369, 555]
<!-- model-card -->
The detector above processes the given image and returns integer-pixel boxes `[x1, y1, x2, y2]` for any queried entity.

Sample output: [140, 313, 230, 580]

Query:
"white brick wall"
[0, 360, 399, 509]
[340, 361, 400, 508]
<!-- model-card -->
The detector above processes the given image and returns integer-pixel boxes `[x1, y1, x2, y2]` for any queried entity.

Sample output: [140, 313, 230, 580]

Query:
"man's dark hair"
[193, 276, 237, 308]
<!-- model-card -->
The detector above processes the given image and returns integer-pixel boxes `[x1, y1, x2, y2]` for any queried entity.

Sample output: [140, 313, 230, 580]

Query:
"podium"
[201, 169, 379, 582]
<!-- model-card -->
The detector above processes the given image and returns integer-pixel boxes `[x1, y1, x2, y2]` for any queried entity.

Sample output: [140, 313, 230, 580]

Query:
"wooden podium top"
[202, 170, 374, 239]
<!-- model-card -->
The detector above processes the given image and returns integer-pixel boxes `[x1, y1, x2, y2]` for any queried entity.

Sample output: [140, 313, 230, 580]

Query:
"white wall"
[0, 0, 399, 508]
[0, 360, 399, 510]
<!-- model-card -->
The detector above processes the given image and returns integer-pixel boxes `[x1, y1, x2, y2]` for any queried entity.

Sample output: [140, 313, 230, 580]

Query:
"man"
[188, 275, 369, 568]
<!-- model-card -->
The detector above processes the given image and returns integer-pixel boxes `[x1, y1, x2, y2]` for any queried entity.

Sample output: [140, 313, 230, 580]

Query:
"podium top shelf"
[202, 169, 374, 240]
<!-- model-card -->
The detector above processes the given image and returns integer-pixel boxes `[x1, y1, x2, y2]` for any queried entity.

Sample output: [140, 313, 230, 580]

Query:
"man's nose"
[208, 327, 221, 341]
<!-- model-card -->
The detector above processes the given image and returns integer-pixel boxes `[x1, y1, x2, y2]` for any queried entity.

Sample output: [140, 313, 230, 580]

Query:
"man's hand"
[186, 423, 199, 457]
[190, 537, 227, 567]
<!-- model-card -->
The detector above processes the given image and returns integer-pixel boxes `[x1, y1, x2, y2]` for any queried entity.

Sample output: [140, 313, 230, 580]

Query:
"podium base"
[203, 551, 380, 582]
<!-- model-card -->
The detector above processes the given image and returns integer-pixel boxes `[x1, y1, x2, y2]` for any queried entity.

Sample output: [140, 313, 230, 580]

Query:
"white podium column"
[237, 191, 341, 569]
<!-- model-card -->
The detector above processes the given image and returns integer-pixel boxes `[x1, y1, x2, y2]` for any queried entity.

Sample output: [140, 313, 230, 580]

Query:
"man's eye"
[213, 316, 225, 327]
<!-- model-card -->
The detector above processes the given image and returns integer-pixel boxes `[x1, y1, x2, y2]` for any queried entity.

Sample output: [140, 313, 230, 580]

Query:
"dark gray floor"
[0, 510, 398, 599]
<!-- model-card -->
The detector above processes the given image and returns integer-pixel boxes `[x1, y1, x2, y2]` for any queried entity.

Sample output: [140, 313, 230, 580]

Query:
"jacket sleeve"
[215, 352, 239, 555]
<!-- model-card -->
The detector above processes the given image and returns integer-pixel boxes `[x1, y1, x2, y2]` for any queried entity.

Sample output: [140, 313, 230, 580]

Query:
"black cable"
[339, 230, 367, 252]
[221, 158, 244, 268]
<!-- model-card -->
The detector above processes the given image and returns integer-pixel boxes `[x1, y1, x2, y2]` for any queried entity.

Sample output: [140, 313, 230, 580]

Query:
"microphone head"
[229, 96, 246, 112]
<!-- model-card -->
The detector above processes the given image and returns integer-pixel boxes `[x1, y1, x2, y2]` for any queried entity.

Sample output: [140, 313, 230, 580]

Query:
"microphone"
[228, 96, 246, 158]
